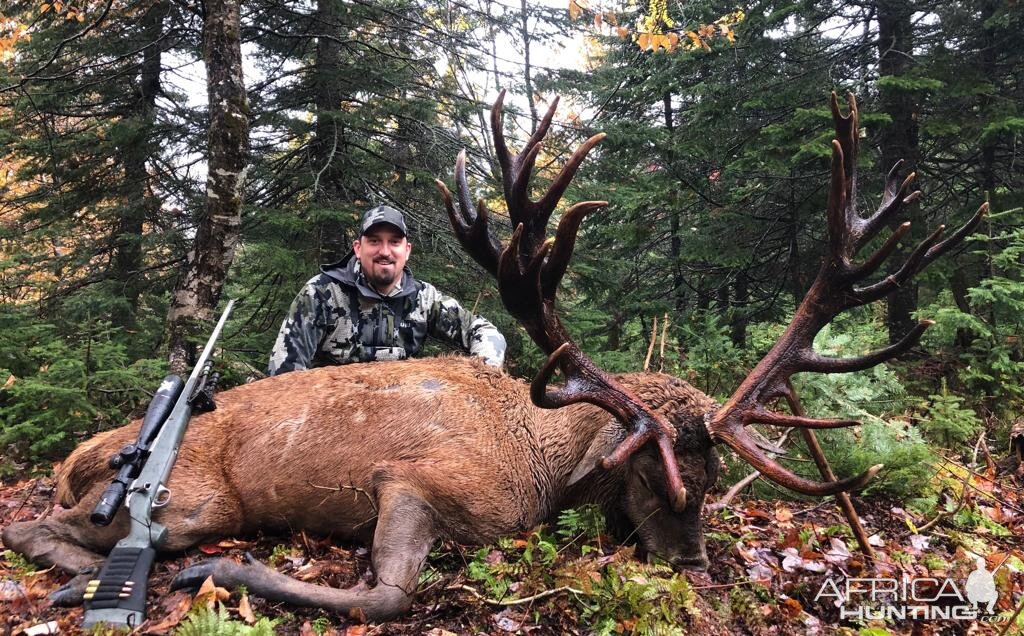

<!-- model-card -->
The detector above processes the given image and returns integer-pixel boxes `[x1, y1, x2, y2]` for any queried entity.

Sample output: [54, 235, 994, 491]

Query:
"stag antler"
[707, 92, 987, 495]
[436, 90, 689, 512]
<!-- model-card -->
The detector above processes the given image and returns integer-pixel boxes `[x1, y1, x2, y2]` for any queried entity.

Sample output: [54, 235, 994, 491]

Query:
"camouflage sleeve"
[267, 279, 332, 376]
[422, 283, 506, 368]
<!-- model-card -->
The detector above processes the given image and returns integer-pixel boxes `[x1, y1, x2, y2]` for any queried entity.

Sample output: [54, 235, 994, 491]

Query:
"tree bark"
[663, 92, 686, 314]
[166, 0, 250, 373]
[876, 0, 920, 345]
[311, 0, 351, 260]
[730, 270, 748, 348]
[519, 0, 538, 134]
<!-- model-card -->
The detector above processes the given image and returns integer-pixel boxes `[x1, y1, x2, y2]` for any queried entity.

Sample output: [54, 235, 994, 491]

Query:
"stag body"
[3, 358, 719, 619]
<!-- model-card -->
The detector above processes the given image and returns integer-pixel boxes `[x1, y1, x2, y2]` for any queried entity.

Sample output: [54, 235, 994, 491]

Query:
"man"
[268, 204, 506, 375]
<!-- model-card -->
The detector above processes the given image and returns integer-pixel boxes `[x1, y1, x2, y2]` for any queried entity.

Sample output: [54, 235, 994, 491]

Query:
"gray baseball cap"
[359, 205, 408, 237]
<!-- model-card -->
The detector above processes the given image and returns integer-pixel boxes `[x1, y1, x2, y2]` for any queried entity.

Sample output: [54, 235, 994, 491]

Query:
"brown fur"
[3, 357, 720, 620]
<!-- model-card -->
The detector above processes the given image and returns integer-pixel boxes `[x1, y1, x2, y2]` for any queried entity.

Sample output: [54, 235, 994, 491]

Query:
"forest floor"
[1, 464, 1022, 636]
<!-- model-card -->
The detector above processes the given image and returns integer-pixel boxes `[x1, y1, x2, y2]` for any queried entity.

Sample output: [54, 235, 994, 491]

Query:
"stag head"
[438, 91, 985, 563]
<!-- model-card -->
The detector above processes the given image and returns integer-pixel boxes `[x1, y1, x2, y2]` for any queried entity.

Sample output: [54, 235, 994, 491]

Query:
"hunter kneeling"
[269, 205, 506, 374]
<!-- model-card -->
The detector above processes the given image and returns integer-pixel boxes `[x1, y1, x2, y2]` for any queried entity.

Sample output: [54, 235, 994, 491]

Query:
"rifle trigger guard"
[153, 485, 171, 508]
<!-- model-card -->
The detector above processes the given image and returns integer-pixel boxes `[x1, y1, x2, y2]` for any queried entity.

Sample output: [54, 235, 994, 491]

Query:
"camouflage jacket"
[268, 254, 506, 375]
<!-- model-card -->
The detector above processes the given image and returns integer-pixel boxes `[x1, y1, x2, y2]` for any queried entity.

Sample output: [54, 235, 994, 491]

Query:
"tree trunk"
[876, 0, 920, 345]
[311, 0, 350, 261]
[664, 92, 686, 314]
[112, 0, 168, 330]
[166, 0, 250, 373]
[730, 270, 748, 348]
[519, 0, 538, 134]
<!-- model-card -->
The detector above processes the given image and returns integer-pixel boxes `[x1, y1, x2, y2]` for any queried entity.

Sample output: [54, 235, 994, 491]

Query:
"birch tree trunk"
[166, 0, 250, 373]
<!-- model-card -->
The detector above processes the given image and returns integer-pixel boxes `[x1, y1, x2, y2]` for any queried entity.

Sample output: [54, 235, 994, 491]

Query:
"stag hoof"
[170, 558, 236, 591]
[50, 571, 94, 606]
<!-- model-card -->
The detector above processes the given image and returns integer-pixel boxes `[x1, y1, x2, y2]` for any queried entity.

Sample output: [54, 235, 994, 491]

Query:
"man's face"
[353, 225, 412, 293]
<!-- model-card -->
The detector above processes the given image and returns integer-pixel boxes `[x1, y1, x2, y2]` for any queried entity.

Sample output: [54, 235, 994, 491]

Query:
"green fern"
[173, 604, 278, 636]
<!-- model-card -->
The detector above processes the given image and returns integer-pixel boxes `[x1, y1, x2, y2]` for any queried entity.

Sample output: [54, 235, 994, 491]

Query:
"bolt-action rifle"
[83, 300, 235, 628]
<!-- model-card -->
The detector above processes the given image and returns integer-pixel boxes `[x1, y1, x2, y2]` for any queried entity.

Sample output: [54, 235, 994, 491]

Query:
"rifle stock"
[83, 300, 235, 628]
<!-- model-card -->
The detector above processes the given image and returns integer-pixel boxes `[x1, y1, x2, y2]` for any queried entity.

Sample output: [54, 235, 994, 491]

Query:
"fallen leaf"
[824, 538, 851, 564]
[238, 593, 256, 624]
[22, 622, 58, 636]
[144, 591, 192, 633]
[781, 547, 826, 573]
[300, 621, 316, 636]
[216, 538, 256, 549]
[198, 544, 223, 555]
[775, 507, 794, 523]
[193, 575, 230, 608]
[344, 626, 367, 636]
[780, 596, 803, 618]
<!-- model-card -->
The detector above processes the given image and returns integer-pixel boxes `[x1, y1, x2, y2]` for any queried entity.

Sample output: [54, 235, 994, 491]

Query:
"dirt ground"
[2, 468, 1022, 635]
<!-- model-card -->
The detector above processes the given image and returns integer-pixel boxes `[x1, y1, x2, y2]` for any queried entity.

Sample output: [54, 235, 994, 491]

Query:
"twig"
[9, 478, 40, 525]
[643, 316, 658, 371]
[691, 578, 770, 591]
[658, 312, 668, 372]
[997, 593, 1024, 636]
[450, 584, 583, 606]
[709, 430, 791, 512]
[708, 471, 760, 512]
[918, 470, 971, 532]
[306, 480, 377, 514]
[972, 430, 984, 468]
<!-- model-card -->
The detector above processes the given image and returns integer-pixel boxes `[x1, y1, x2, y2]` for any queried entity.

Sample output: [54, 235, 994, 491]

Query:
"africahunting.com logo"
[814, 558, 1007, 622]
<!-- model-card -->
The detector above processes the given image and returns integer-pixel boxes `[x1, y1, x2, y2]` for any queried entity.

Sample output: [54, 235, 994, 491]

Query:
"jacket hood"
[320, 251, 419, 300]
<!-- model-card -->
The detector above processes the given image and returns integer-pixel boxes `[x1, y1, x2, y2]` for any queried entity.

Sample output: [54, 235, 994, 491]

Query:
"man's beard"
[367, 259, 397, 288]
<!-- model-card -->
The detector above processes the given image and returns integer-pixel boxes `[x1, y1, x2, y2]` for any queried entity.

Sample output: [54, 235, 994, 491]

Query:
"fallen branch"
[691, 578, 771, 591]
[450, 584, 584, 606]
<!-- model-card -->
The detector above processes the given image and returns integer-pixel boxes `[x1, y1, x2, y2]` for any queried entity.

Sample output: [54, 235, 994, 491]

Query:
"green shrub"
[918, 379, 983, 448]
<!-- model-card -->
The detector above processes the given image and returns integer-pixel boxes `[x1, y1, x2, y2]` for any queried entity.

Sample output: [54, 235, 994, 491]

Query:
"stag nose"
[669, 554, 708, 572]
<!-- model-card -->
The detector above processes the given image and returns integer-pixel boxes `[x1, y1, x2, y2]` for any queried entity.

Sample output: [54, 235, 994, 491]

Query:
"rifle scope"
[90, 375, 184, 526]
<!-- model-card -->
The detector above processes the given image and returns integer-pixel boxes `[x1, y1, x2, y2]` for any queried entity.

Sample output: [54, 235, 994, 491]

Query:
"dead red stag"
[2, 92, 984, 620]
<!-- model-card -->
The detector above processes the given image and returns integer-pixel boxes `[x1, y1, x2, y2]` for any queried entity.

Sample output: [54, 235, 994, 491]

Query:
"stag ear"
[568, 427, 627, 485]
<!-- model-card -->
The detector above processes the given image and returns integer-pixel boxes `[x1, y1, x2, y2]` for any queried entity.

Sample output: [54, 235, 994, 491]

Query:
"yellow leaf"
[667, 32, 680, 51]
[638, 32, 651, 50]
[3, 374, 15, 389]
[616, 26, 629, 40]
[238, 593, 256, 624]
[39, 3, 50, 13]
[605, 11, 618, 26]
[53, 1, 63, 12]
[77, 13, 85, 21]
[568, 0, 581, 21]
[594, 12, 602, 27]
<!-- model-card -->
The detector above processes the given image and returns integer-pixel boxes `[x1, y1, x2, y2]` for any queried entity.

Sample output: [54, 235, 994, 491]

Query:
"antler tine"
[856, 164, 919, 250]
[434, 150, 502, 276]
[707, 92, 985, 496]
[541, 200, 607, 301]
[445, 93, 690, 513]
[716, 424, 883, 496]
[828, 92, 858, 251]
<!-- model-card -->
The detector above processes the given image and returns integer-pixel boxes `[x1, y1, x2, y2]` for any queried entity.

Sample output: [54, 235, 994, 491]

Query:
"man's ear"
[405, 241, 412, 258]
[352, 238, 362, 257]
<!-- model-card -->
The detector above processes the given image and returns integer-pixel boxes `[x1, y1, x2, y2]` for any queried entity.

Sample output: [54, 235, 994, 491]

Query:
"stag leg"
[171, 485, 437, 621]
[2, 505, 123, 606]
